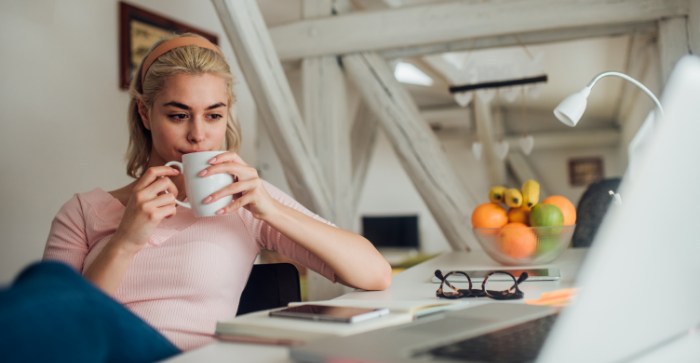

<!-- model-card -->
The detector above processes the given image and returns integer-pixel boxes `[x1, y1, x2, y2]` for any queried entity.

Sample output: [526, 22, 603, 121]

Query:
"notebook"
[216, 299, 467, 345]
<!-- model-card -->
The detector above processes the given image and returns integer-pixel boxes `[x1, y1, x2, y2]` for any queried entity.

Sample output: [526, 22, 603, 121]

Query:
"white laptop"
[290, 55, 700, 363]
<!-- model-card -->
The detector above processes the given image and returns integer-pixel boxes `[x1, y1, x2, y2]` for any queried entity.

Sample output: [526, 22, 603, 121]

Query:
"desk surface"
[163, 249, 587, 363]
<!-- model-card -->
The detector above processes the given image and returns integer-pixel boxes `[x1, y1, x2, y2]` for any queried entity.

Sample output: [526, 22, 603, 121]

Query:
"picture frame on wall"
[119, 2, 218, 90]
[568, 157, 604, 186]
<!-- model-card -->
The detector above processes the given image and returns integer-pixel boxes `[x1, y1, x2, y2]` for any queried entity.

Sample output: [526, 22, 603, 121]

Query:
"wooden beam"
[300, 0, 356, 302]
[690, 0, 700, 55]
[506, 151, 551, 199]
[212, 0, 332, 218]
[503, 129, 621, 151]
[420, 106, 471, 130]
[302, 56, 354, 230]
[350, 102, 378, 213]
[422, 55, 467, 85]
[423, 55, 505, 186]
[474, 95, 507, 186]
[344, 52, 479, 252]
[382, 21, 658, 60]
[301, 0, 354, 230]
[402, 58, 452, 97]
[269, 0, 687, 61]
[614, 33, 659, 167]
[615, 33, 657, 125]
[302, 0, 332, 17]
[658, 16, 691, 85]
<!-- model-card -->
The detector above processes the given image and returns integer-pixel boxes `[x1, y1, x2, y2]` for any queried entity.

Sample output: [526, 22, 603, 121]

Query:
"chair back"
[572, 178, 621, 248]
[236, 263, 301, 316]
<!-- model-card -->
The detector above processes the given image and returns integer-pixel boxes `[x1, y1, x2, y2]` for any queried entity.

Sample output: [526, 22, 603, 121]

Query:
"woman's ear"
[137, 99, 151, 130]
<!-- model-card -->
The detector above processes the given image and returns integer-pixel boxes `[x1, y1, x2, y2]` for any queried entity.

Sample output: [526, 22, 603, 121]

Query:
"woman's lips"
[180, 150, 207, 154]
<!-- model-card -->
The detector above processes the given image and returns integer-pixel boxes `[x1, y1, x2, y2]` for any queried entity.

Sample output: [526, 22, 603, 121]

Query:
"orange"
[498, 222, 537, 259]
[471, 203, 508, 229]
[507, 206, 531, 225]
[541, 196, 577, 225]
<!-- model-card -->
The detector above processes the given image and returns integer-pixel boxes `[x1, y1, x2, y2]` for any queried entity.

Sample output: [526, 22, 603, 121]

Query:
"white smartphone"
[269, 305, 390, 323]
[430, 267, 561, 283]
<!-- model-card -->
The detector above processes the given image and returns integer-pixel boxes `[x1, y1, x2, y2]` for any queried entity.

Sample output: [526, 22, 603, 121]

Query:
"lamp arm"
[587, 71, 664, 117]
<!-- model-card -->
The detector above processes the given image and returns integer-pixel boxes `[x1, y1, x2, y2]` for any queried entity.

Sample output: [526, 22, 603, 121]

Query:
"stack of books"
[216, 299, 468, 345]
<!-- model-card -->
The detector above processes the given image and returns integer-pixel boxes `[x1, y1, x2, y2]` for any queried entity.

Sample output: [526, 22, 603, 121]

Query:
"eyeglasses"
[434, 270, 529, 300]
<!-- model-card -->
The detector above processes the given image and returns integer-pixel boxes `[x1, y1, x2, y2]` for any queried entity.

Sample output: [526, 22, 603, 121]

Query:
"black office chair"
[236, 263, 301, 316]
[572, 178, 622, 248]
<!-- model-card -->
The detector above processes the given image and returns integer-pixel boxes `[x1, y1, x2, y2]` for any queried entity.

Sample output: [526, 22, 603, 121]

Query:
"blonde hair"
[126, 33, 241, 178]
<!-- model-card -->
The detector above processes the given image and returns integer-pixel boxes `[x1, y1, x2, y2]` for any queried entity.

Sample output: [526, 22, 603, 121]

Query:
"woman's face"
[139, 72, 229, 165]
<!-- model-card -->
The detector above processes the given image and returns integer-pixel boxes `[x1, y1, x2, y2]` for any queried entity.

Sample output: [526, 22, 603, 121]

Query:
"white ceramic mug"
[165, 151, 233, 217]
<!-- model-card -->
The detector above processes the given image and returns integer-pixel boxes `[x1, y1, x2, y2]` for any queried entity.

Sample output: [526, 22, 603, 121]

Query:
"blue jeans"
[0, 261, 180, 363]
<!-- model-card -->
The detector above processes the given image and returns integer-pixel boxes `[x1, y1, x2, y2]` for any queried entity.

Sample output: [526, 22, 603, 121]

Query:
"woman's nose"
[187, 119, 206, 143]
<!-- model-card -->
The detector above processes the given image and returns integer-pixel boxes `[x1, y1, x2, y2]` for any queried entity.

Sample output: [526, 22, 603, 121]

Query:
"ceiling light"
[394, 62, 434, 87]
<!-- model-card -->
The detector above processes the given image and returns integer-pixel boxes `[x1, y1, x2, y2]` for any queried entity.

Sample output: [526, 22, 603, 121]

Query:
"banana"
[521, 180, 541, 208]
[488, 186, 507, 203]
[505, 188, 523, 208]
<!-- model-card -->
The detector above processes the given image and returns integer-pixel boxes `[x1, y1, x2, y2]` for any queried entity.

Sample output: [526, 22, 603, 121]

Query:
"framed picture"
[568, 157, 604, 186]
[119, 2, 218, 90]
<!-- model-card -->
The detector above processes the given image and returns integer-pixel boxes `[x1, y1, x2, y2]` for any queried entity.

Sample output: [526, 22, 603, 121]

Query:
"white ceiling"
[416, 35, 631, 119]
[257, 0, 635, 127]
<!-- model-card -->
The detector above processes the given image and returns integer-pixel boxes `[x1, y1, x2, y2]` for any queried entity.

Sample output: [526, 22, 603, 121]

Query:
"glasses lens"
[439, 272, 472, 297]
[483, 272, 517, 294]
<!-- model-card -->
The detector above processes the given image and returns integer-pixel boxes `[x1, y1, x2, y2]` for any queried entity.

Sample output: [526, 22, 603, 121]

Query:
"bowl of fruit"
[471, 180, 577, 266]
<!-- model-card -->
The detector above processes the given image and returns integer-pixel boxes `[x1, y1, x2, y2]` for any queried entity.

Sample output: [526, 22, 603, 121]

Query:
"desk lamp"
[554, 71, 665, 191]
[553, 71, 664, 127]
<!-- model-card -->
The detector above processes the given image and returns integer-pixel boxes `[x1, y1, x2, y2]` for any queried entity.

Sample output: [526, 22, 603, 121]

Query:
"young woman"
[43, 34, 392, 351]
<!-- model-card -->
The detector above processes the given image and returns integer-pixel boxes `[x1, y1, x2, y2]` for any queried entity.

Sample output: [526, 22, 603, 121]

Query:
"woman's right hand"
[111, 166, 180, 253]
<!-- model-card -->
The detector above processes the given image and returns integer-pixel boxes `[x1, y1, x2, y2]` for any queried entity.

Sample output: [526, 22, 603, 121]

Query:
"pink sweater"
[43, 181, 336, 351]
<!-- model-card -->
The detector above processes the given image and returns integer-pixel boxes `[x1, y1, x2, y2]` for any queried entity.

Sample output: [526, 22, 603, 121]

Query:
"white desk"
[163, 249, 587, 363]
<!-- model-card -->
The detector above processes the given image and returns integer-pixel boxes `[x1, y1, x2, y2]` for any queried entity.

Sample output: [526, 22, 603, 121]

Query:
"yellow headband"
[141, 37, 222, 84]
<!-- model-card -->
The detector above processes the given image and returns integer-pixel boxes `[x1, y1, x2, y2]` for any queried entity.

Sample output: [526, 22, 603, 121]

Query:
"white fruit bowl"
[473, 225, 575, 266]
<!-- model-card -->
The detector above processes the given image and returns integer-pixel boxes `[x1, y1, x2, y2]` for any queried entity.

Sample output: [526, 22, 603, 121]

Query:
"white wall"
[527, 147, 623, 204]
[355, 130, 453, 254]
[0, 0, 257, 283]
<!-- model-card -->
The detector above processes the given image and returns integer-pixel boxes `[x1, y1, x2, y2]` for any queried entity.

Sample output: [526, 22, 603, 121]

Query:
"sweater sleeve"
[242, 180, 337, 283]
[43, 194, 89, 272]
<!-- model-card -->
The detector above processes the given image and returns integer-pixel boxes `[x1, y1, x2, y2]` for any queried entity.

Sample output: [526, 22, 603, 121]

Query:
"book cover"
[288, 299, 468, 317]
[215, 308, 413, 343]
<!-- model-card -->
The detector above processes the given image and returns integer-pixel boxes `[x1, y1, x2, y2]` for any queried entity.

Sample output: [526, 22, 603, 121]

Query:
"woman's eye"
[209, 114, 223, 120]
[169, 114, 187, 121]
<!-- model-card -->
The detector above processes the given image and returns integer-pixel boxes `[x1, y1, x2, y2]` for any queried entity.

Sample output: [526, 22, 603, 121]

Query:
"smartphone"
[269, 305, 390, 323]
[430, 267, 560, 283]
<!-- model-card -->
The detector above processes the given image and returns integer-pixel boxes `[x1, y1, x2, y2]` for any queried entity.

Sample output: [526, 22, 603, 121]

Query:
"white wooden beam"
[380, 21, 658, 60]
[615, 33, 658, 125]
[302, 0, 332, 18]
[212, 0, 332, 218]
[506, 151, 551, 199]
[402, 58, 452, 97]
[301, 0, 354, 231]
[658, 16, 691, 85]
[474, 95, 507, 186]
[420, 107, 471, 130]
[503, 129, 621, 151]
[350, 102, 378, 213]
[421, 55, 467, 86]
[302, 56, 354, 230]
[301, 0, 355, 301]
[614, 33, 660, 167]
[690, 0, 700, 55]
[344, 52, 479, 252]
[269, 0, 687, 61]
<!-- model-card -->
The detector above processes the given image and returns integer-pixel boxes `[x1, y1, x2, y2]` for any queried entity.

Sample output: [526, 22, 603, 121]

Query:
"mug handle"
[164, 161, 192, 209]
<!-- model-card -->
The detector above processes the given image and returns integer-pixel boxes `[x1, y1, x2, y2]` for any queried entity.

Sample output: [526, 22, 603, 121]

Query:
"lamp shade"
[553, 87, 591, 127]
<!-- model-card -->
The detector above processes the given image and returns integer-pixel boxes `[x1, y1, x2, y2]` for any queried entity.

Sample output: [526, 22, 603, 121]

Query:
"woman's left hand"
[199, 152, 278, 220]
